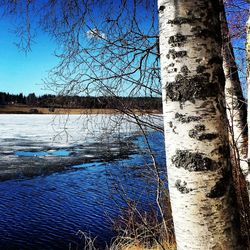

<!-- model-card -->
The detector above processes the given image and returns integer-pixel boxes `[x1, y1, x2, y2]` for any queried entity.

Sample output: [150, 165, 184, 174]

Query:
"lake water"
[0, 114, 165, 249]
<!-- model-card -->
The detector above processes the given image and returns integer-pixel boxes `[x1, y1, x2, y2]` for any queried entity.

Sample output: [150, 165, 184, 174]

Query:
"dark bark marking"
[191, 26, 220, 40]
[180, 66, 190, 76]
[194, 124, 206, 131]
[208, 56, 222, 65]
[189, 129, 218, 141]
[211, 147, 229, 174]
[172, 150, 217, 171]
[196, 58, 203, 63]
[168, 33, 187, 47]
[206, 172, 229, 198]
[189, 124, 218, 141]
[188, 129, 198, 138]
[167, 16, 200, 25]
[166, 73, 218, 102]
[198, 101, 216, 113]
[213, 67, 226, 91]
[199, 133, 218, 140]
[175, 179, 192, 194]
[196, 65, 206, 73]
[159, 5, 165, 12]
[175, 113, 202, 123]
[217, 145, 230, 159]
[166, 49, 187, 59]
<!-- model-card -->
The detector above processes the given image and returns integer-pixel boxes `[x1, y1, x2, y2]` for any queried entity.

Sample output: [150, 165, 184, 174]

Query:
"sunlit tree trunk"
[158, 0, 241, 249]
[220, 3, 249, 194]
[247, 15, 250, 172]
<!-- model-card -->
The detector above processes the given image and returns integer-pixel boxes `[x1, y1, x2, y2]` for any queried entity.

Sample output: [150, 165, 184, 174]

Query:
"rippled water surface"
[0, 114, 165, 250]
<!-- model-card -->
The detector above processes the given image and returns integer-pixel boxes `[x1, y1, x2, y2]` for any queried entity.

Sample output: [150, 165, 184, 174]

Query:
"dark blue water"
[0, 131, 166, 250]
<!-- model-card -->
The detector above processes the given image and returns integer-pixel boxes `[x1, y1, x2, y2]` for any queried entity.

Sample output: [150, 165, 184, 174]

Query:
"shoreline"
[0, 104, 161, 115]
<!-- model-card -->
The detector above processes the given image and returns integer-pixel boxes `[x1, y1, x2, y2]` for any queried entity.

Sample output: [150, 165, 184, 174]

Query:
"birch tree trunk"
[221, 4, 249, 187]
[158, 0, 241, 249]
[247, 15, 250, 170]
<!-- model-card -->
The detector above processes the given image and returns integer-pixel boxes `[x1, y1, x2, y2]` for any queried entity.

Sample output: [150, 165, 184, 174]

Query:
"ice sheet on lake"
[0, 114, 163, 180]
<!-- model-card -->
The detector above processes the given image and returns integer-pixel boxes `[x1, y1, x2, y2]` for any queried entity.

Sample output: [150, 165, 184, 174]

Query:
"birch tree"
[158, 0, 241, 249]
[221, 2, 249, 194]
[222, 5, 248, 168]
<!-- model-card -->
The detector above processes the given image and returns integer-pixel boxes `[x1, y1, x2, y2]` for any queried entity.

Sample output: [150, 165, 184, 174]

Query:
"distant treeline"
[0, 92, 162, 110]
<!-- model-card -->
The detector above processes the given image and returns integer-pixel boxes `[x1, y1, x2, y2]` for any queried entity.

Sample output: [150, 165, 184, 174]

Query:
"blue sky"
[0, 19, 58, 96]
[0, 1, 248, 97]
[0, 0, 159, 97]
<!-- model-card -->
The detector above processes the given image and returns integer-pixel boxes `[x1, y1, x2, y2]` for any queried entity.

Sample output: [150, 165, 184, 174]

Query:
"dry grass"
[0, 104, 119, 114]
[120, 242, 176, 250]
[108, 190, 175, 250]
[109, 236, 176, 250]
[109, 233, 176, 250]
[0, 104, 160, 115]
[74, 229, 176, 250]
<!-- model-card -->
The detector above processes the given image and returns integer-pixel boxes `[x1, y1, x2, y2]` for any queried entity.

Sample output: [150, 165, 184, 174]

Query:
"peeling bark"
[158, 0, 242, 249]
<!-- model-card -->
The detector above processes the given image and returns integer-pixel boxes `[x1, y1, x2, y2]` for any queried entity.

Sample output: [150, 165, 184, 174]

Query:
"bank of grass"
[119, 242, 176, 250]
[109, 230, 176, 250]
[79, 230, 176, 250]
[79, 228, 176, 250]
[110, 199, 176, 250]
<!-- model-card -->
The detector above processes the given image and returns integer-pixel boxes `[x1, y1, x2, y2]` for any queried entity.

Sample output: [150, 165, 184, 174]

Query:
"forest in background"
[0, 92, 162, 110]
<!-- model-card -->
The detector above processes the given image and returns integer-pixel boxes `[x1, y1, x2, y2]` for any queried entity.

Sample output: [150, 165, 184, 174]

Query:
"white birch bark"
[158, 0, 241, 249]
[221, 5, 250, 194]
